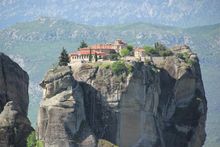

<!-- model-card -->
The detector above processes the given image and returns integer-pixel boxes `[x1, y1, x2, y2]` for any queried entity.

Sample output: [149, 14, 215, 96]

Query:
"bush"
[111, 61, 132, 75]
[36, 141, 44, 147]
[126, 63, 133, 73]
[111, 61, 127, 75]
[27, 131, 37, 147]
[159, 50, 173, 57]
[100, 62, 111, 69]
[119, 48, 130, 57]
[98, 139, 119, 147]
[177, 52, 188, 60]
[27, 131, 44, 147]
[144, 44, 172, 57]
[127, 45, 133, 52]
[144, 46, 158, 56]
[109, 53, 119, 60]
[177, 52, 195, 66]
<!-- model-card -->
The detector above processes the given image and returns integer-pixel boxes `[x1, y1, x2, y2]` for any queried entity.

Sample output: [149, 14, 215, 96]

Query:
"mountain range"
[1, 0, 220, 28]
[0, 17, 220, 147]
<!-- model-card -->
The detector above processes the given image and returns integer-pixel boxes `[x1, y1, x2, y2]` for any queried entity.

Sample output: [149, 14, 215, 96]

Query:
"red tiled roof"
[70, 51, 107, 56]
[70, 40, 127, 56]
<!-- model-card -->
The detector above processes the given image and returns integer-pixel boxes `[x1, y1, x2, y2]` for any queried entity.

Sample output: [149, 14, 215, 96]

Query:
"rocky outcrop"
[0, 53, 33, 147]
[37, 66, 96, 147]
[37, 46, 207, 147]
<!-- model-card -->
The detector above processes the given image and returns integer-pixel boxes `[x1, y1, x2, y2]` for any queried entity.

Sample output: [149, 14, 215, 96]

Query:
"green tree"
[79, 40, 88, 50]
[154, 42, 166, 50]
[94, 52, 98, 62]
[119, 48, 130, 57]
[111, 61, 127, 75]
[89, 48, 92, 62]
[109, 53, 119, 61]
[58, 47, 69, 66]
[127, 45, 133, 52]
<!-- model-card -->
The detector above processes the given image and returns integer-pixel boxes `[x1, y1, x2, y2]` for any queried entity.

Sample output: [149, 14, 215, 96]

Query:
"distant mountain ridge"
[1, 0, 220, 28]
[0, 18, 220, 147]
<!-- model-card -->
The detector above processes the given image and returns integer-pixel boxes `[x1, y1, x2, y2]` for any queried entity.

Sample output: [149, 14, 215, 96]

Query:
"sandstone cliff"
[37, 46, 207, 147]
[0, 53, 33, 147]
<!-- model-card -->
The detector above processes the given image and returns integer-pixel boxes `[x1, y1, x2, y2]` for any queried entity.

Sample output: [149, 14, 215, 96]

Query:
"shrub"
[119, 48, 130, 57]
[177, 52, 189, 60]
[126, 63, 133, 73]
[144, 46, 158, 56]
[187, 59, 195, 66]
[27, 131, 44, 147]
[111, 61, 132, 75]
[36, 141, 44, 147]
[144, 44, 172, 57]
[27, 131, 37, 147]
[98, 139, 119, 147]
[177, 52, 195, 66]
[127, 45, 133, 52]
[111, 61, 127, 75]
[100, 62, 111, 69]
[109, 53, 119, 60]
[159, 50, 173, 57]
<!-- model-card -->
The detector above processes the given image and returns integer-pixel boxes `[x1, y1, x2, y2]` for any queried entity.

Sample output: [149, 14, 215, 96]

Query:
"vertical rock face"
[37, 66, 96, 147]
[0, 53, 33, 147]
[37, 46, 207, 147]
[72, 47, 207, 147]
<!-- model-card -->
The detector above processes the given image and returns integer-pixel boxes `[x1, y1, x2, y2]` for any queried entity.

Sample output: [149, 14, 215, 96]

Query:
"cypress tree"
[95, 52, 98, 62]
[59, 47, 69, 66]
[89, 48, 92, 62]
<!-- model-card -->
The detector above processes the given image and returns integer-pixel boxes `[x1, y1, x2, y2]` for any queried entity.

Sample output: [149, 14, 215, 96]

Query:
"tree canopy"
[144, 43, 172, 57]
[58, 47, 69, 66]
[79, 40, 88, 49]
[119, 48, 130, 57]
[126, 45, 133, 52]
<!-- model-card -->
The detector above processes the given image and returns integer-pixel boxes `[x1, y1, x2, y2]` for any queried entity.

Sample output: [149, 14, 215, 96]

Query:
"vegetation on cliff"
[111, 61, 132, 75]
[176, 52, 195, 66]
[119, 45, 133, 57]
[144, 42, 173, 57]
[58, 47, 70, 66]
[78, 40, 88, 49]
[95, 60, 132, 75]
[27, 131, 44, 147]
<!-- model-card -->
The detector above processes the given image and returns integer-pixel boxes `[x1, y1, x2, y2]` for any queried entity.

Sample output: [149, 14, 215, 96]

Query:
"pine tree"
[59, 47, 69, 66]
[78, 40, 88, 50]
